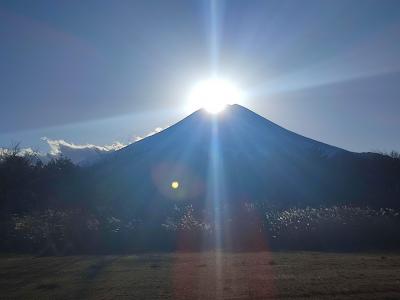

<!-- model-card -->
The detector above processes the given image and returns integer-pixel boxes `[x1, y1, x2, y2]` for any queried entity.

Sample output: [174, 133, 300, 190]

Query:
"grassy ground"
[0, 252, 400, 299]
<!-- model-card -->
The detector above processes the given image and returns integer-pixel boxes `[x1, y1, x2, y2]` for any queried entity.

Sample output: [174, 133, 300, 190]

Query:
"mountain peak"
[97, 103, 367, 210]
[188, 103, 271, 126]
[118, 104, 345, 160]
[195, 103, 253, 117]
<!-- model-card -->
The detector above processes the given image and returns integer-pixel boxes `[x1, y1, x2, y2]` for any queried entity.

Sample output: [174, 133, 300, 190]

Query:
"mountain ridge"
[90, 104, 400, 214]
[117, 104, 347, 158]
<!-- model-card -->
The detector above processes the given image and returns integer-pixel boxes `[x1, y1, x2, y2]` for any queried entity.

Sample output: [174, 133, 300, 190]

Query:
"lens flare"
[171, 181, 179, 189]
[188, 78, 243, 114]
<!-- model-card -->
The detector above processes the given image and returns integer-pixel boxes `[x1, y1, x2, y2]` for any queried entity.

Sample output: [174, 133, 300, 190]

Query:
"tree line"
[1, 147, 400, 254]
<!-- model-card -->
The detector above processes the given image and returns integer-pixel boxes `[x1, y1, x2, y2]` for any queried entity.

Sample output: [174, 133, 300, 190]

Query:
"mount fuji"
[90, 104, 400, 213]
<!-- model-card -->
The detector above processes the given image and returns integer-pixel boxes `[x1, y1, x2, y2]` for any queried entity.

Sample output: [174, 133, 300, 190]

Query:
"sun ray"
[187, 78, 243, 114]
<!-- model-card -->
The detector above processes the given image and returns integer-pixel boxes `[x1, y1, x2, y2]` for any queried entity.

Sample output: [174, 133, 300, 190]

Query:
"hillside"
[91, 104, 400, 213]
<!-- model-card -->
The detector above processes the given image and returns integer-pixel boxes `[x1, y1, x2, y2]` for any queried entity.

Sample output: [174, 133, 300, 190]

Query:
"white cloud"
[41, 137, 126, 165]
[1, 126, 166, 165]
[42, 137, 125, 155]
[40, 126, 164, 164]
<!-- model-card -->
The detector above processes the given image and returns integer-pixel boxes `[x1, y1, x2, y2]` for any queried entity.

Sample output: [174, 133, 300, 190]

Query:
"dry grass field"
[1, 251, 400, 299]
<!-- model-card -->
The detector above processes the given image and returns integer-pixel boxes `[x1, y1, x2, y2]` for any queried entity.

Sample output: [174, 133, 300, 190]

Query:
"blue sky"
[1, 0, 400, 153]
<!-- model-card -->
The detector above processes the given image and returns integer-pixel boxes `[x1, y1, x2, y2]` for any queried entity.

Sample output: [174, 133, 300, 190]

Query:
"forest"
[1, 147, 400, 255]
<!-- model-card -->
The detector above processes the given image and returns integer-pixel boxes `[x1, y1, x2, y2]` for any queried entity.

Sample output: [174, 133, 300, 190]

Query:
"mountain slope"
[90, 105, 400, 214]
[119, 104, 345, 158]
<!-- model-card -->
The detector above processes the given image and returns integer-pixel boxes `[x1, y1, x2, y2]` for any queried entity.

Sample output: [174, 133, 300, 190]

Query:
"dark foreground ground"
[1, 252, 400, 299]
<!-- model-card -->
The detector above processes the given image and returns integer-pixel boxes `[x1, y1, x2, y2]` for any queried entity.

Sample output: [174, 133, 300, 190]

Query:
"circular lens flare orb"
[171, 181, 179, 189]
[188, 78, 243, 114]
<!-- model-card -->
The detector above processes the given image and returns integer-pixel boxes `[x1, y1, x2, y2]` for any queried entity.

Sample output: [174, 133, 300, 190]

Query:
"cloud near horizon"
[41, 137, 127, 164]
[42, 137, 125, 155]
[1, 127, 165, 164]
[41, 127, 165, 164]
[0, 141, 124, 165]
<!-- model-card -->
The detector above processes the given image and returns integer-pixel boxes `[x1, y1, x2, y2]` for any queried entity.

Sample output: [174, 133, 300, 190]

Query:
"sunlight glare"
[188, 78, 243, 114]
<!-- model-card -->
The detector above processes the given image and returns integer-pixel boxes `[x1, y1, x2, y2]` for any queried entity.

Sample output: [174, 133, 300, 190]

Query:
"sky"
[1, 0, 400, 156]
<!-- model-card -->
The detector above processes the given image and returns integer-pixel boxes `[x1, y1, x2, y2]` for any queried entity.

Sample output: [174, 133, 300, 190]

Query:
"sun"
[187, 78, 243, 114]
